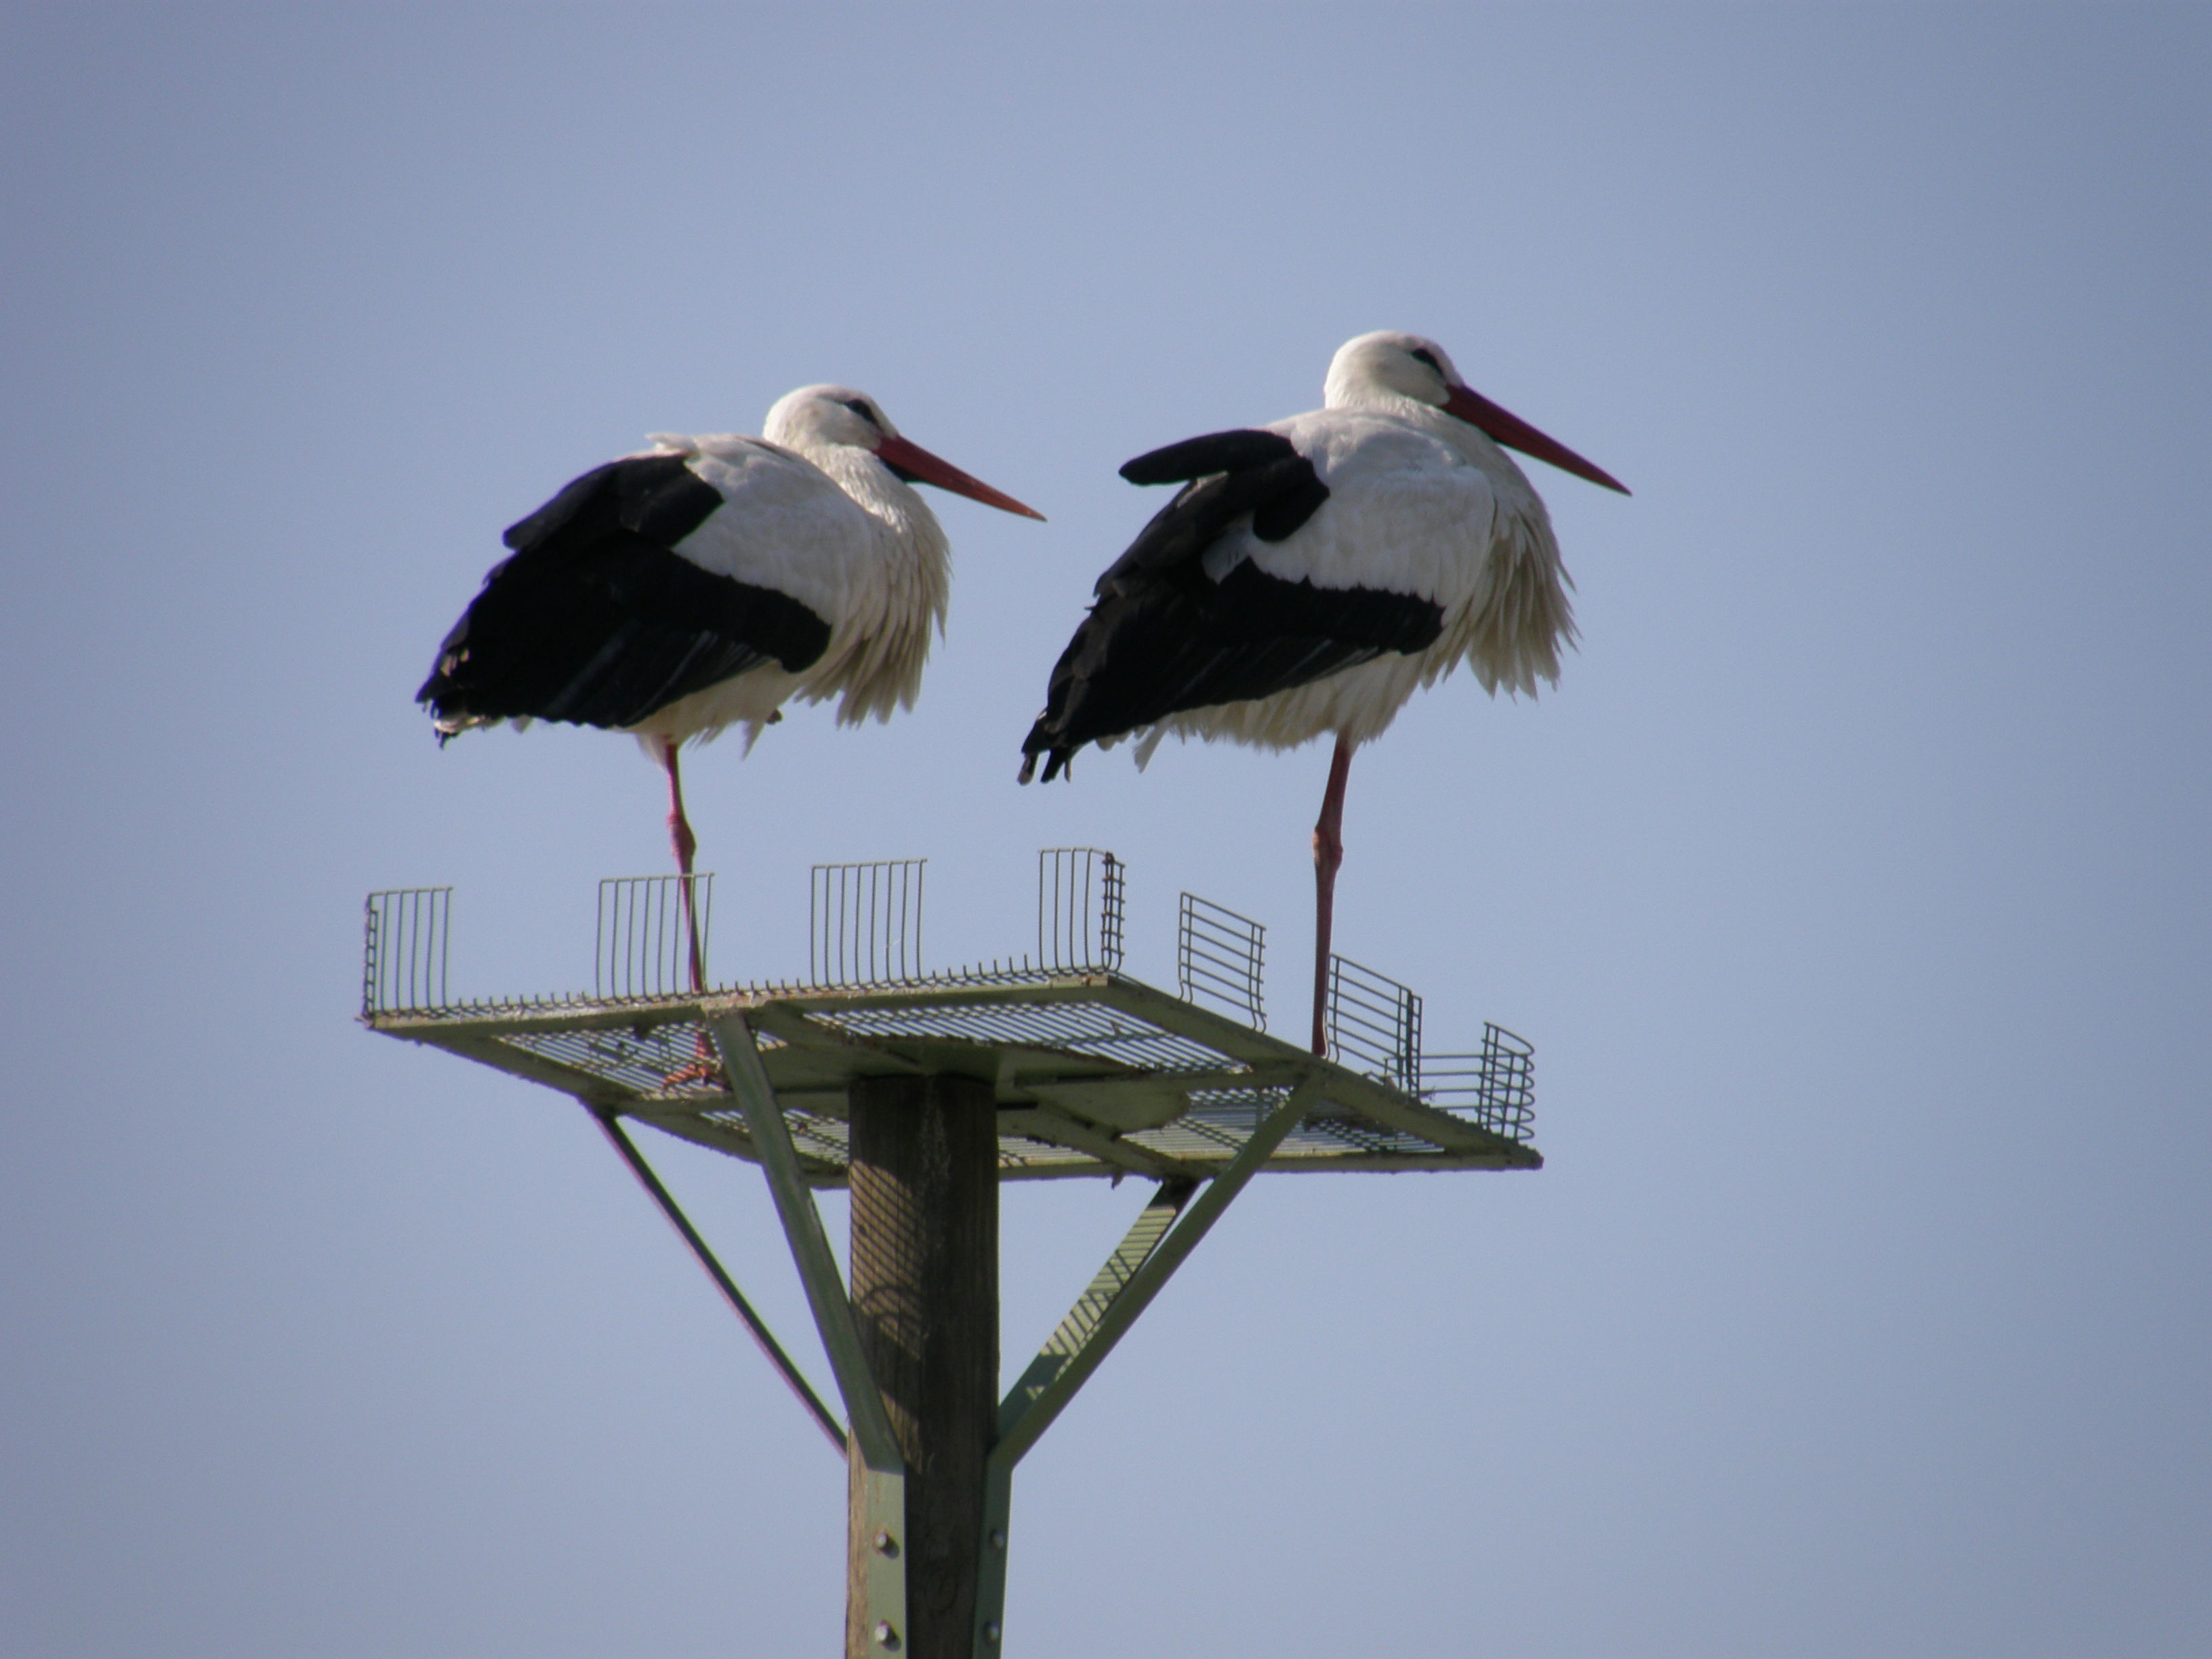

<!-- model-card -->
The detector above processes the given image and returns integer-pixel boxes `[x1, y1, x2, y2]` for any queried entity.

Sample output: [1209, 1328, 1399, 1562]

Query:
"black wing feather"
[418, 454, 834, 732]
[1020, 430, 1439, 781]
[1092, 431, 1332, 598]
[1118, 429, 1310, 487]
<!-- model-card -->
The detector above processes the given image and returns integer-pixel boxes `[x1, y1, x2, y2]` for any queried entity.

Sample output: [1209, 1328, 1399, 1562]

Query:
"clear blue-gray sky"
[3, 5, 2207, 1655]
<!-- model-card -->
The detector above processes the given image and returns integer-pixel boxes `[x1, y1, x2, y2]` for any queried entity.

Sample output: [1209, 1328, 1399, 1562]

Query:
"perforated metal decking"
[361, 850, 1540, 1656]
[370, 969, 1537, 1182]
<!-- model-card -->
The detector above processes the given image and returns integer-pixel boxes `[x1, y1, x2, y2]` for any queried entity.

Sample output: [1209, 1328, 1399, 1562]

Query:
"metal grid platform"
[361, 849, 1541, 1181]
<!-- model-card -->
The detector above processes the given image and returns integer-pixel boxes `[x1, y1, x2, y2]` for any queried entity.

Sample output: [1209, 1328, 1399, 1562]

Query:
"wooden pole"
[845, 1073, 998, 1659]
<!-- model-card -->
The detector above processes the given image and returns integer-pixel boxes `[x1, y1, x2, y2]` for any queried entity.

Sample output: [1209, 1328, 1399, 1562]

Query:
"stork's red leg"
[1311, 733, 1355, 1057]
[656, 737, 724, 1088]
[661, 738, 708, 996]
[662, 737, 699, 878]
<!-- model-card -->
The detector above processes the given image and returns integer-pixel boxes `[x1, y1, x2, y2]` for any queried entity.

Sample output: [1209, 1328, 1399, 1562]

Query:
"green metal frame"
[710, 1012, 909, 1650]
[366, 972, 1538, 1183]
[591, 1107, 845, 1452]
[571, 1026, 1326, 1654]
[368, 972, 1538, 1654]
[972, 1071, 1326, 1650]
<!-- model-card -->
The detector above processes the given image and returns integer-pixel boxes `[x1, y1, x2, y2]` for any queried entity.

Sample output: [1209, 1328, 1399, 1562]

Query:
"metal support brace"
[994, 1179, 1200, 1454]
[971, 1072, 1324, 1654]
[964, 1178, 1193, 1656]
[589, 1105, 845, 1453]
[972, 1462, 1012, 1654]
[855, 1462, 907, 1654]
[709, 1012, 907, 1647]
[993, 1074, 1321, 1466]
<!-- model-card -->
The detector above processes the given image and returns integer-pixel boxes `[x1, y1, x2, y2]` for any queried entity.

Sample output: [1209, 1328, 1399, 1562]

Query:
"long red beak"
[874, 434, 1046, 519]
[1443, 386, 1631, 495]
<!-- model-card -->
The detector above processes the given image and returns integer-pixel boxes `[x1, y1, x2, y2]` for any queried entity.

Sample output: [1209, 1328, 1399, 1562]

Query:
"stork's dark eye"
[1408, 348, 1442, 373]
[842, 398, 879, 424]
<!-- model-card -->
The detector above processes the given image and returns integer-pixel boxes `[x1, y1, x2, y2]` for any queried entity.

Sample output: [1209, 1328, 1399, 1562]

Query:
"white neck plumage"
[790, 441, 952, 726]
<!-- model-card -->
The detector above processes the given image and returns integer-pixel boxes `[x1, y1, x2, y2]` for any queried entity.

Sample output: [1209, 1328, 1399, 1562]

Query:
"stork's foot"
[661, 1058, 729, 1090]
[660, 1029, 728, 1091]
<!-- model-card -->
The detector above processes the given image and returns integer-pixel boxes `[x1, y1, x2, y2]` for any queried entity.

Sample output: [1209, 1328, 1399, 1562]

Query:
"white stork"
[421, 384, 1042, 989]
[1019, 331, 1627, 1054]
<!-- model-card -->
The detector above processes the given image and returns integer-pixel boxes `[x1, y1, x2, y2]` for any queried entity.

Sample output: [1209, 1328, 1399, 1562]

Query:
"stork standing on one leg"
[420, 384, 1043, 991]
[1019, 331, 1627, 1055]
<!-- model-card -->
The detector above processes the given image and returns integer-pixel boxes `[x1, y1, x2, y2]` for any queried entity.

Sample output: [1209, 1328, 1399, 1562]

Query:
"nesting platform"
[372, 972, 1541, 1182]
[359, 849, 1540, 1656]
[361, 848, 1540, 1181]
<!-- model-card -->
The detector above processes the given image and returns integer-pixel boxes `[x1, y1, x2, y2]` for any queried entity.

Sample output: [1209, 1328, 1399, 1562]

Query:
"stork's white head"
[1323, 331, 1630, 495]
[764, 384, 1044, 519]
[764, 384, 903, 451]
[1324, 331, 1466, 410]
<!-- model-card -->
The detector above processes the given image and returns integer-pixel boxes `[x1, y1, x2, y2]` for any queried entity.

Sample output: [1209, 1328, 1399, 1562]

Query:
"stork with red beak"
[422, 384, 1042, 989]
[1020, 331, 1627, 1055]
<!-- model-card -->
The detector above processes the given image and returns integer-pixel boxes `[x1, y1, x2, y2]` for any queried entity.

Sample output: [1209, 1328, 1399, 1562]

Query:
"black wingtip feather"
[1120, 429, 1302, 487]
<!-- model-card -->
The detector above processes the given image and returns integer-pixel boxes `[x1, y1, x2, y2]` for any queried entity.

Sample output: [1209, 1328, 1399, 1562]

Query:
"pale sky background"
[3, 5, 2208, 1656]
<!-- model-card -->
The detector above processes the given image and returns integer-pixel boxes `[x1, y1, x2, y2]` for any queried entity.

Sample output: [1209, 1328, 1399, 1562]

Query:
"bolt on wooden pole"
[845, 1073, 998, 1659]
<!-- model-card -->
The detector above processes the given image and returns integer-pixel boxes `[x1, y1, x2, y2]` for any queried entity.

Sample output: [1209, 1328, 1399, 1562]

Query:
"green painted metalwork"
[590, 1107, 844, 1452]
[989, 1074, 1325, 1473]
[996, 1179, 1197, 1447]
[367, 973, 1537, 1181]
[971, 1463, 1012, 1657]
[856, 1462, 909, 1655]
[968, 1179, 1191, 1656]
[966, 1078, 1324, 1653]
[710, 1012, 904, 1478]
[361, 878, 1542, 1656]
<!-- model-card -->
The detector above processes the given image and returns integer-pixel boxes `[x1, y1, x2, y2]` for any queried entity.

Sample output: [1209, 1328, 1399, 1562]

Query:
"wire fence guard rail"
[1326, 954, 1422, 1090]
[596, 874, 713, 999]
[809, 859, 924, 985]
[1177, 893, 1267, 1029]
[1037, 847, 1125, 972]
[359, 855, 1544, 1170]
[363, 887, 451, 1017]
[1419, 1024, 1537, 1142]
[361, 855, 1534, 1149]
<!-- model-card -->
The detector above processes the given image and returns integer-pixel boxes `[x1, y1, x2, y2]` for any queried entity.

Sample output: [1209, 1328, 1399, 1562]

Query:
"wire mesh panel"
[1177, 893, 1267, 1029]
[596, 874, 712, 998]
[1326, 954, 1422, 1089]
[363, 887, 452, 1015]
[499, 1021, 736, 1097]
[818, 992, 1233, 1073]
[1420, 1024, 1537, 1141]
[810, 859, 924, 985]
[1038, 847, 1125, 972]
[367, 958, 1543, 1174]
